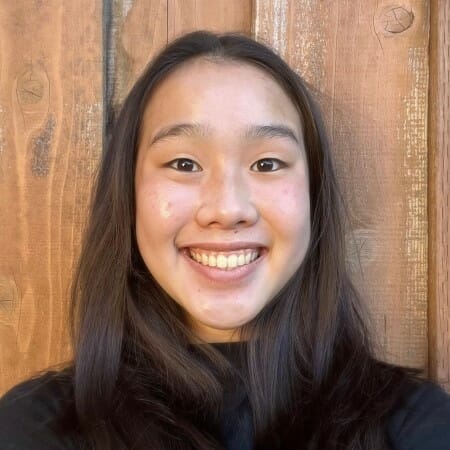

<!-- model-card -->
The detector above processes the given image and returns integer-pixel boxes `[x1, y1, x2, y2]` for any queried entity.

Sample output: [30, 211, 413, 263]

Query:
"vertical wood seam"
[103, 0, 113, 146]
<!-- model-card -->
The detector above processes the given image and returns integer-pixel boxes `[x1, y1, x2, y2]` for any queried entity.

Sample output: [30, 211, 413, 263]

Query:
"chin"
[202, 314, 256, 331]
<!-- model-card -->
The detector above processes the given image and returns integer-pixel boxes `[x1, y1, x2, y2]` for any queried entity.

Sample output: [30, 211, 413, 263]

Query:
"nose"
[195, 167, 258, 229]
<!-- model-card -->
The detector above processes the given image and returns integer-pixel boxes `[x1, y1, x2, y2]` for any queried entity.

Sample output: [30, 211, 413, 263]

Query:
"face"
[135, 58, 310, 343]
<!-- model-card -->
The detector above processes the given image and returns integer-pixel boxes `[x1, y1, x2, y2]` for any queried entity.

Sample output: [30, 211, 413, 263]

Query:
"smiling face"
[135, 57, 311, 343]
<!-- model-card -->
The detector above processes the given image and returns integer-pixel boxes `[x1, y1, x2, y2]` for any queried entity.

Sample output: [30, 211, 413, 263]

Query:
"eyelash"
[165, 158, 287, 173]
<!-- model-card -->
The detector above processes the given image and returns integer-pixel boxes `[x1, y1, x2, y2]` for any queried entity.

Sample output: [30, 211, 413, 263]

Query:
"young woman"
[1, 30, 449, 450]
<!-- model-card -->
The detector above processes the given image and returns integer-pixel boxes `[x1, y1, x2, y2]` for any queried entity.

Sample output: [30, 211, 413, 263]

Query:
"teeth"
[188, 249, 260, 270]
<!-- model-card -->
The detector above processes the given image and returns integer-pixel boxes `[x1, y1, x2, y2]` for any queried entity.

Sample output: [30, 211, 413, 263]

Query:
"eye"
[251, 158, 286, 172]
[166, 158, 201, 172]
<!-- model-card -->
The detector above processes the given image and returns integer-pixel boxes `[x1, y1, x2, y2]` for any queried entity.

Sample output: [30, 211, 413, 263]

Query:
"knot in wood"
[382, 7, 414, 34]
[0, 275, 18, 313]
[17, 70, 45, 104]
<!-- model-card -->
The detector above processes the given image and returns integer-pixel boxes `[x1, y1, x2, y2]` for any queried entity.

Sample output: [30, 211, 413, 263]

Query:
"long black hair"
[67, 30, 423, 449]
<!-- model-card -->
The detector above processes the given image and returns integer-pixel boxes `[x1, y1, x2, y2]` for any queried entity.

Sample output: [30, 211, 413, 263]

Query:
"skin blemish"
[161, 201, 172, 219]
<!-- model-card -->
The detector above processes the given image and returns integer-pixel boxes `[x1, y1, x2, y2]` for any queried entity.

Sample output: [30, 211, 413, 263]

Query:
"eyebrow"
[149, 122, 300, 147]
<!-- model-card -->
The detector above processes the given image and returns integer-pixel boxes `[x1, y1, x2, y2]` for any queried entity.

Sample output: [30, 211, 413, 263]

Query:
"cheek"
[136, 179, 196, 235]
[280, 184, 309, 218]
[258, 179, 310, 225]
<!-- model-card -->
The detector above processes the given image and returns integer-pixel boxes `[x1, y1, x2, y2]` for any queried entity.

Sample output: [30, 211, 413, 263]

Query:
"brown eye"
[252, 158, 285, 172]
[167, 158, 201, 172]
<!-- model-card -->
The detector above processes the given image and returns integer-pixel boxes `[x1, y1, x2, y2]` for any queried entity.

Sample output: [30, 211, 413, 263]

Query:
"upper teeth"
[188, 248, 260, 269]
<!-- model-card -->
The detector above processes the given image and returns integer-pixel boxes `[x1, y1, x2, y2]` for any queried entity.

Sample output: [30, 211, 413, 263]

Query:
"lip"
[180, 242, 265, 252]
[181, 247, 267, 285]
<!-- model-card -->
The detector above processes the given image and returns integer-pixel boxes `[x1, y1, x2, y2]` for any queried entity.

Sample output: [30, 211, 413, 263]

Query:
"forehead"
[140, 57, 303, 138]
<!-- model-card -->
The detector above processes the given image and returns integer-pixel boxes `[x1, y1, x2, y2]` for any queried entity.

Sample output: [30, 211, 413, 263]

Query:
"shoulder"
[0, 370, 80, 449]
[386, 379, 450, 449]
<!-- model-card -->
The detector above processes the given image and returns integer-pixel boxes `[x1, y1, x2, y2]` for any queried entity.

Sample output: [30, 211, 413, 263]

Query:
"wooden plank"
[167, 0, 252, 41]
[429, 0, 450, 390]
[104, 0, 168, 133]
[0, 0, 102, 395]
[106, 0, 252, 120]
[254, 0, 429, 370]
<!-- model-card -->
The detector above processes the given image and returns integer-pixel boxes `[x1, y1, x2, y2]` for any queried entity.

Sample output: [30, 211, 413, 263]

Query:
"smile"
[188, 248, 260, 270]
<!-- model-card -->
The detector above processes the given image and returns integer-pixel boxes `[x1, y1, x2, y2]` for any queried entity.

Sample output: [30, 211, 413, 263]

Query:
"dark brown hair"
[68, 30, 423, 449]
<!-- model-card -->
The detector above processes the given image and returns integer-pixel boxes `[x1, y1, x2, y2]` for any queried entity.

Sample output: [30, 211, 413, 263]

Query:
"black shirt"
[1, 343, 450, 449]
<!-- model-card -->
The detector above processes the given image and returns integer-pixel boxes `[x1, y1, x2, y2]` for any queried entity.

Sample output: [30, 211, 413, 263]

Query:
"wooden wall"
[429, 0, 450, 389]
[0, 0, 448, 395]
[0, 0, 102, 394]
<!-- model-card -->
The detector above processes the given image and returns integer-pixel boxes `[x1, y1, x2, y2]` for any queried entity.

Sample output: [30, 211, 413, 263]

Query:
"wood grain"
[106, 0, 252, 122]
[104, 0, 167, 133]
[254, 0, 430, 370]
[429, 0, 450, 390]
[0, 0, 102, 395]
[167, 0, 252, 42]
